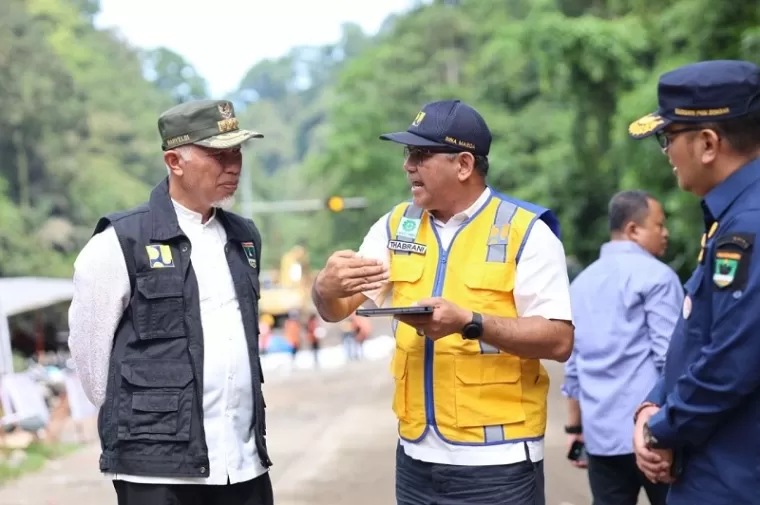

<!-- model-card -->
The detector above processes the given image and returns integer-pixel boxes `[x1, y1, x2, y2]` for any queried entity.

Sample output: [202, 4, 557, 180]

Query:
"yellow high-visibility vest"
[387, 192, 559, 445]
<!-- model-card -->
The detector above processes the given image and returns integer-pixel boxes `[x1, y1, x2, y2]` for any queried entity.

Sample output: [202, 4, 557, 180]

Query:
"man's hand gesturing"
[314, 250, 388, 300]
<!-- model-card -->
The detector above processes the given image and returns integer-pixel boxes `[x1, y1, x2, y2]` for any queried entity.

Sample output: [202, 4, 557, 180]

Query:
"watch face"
[463, 324, 480, 339]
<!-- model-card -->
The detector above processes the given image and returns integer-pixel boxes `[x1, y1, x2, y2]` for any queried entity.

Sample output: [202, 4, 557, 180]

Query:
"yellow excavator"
[258, 246, 317, 328]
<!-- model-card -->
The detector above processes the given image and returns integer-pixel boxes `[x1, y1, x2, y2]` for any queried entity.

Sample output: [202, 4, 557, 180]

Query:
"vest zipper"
[425, 251, 448, 426]
[419, 195, 491, 438]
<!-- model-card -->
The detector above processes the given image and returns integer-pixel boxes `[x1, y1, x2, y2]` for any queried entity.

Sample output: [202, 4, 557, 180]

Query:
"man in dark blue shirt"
[627, 59, 760, 505]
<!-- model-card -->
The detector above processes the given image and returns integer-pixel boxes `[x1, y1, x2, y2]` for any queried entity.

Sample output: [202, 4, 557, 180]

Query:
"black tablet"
[355, 306, 434, 317]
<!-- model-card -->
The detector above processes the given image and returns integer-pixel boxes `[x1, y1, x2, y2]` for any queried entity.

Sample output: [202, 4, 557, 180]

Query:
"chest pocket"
[389, 256, 426, 306]
[460, 262, 516, 317]
[134, 273, 185, 339]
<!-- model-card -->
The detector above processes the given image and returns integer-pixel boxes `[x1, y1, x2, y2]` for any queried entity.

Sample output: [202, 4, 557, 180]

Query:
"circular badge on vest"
[683, 295, 692, 320]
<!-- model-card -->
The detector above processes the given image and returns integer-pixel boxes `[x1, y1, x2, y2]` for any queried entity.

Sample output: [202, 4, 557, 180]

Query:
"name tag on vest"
[387, 239, 427, 255]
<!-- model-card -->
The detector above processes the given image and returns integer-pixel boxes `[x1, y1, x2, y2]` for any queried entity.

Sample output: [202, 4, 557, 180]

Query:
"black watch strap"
[564, 425, 582, 434]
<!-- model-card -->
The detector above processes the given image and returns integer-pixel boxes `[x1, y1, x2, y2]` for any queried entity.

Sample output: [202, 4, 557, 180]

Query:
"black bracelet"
[564, 425, 582, 434]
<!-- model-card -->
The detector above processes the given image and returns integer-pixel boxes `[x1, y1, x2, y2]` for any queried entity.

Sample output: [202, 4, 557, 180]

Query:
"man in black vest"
[68, 100, 274, 505]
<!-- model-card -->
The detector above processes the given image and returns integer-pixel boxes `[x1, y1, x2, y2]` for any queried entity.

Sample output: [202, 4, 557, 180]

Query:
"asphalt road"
[0, 321, 649, 505]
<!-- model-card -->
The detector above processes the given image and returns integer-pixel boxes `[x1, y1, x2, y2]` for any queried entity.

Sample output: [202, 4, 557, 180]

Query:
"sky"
[95, 0, 416, 97]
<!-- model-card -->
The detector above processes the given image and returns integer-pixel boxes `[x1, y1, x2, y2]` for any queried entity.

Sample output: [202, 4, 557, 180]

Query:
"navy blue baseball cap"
[629, 60, 760, 139]
[379, 100, 492, 156]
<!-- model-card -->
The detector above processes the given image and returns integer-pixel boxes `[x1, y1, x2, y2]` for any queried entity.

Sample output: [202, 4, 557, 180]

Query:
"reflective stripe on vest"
[481, 198, 519, 441]
[480, 199, 518, 356]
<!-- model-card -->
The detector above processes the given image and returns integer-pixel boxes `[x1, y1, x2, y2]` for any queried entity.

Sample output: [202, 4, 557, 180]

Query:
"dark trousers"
[587, 453, 669, 505]
[112, 472, 274, 505]
[395, 443, 545, 505]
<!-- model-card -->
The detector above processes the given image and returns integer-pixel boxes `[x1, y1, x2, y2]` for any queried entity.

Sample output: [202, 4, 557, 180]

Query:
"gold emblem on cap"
[217, 118, 239, 133]
[218, 102, 234, 119]
[412, 111, 425, 127]
[628, 113, 665, 137]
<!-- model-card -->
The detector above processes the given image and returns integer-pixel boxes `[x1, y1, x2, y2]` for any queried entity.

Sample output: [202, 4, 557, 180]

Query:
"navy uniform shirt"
[644, 156, 760, 505]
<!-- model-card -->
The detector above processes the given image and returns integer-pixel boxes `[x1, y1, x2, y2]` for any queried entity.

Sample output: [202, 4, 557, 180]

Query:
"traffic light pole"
[246, 197, 368, 214]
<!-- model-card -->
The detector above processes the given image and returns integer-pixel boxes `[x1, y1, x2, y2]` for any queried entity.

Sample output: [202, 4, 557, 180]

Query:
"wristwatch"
[461, 312, 484, 340]
[564, 425, 582, 435]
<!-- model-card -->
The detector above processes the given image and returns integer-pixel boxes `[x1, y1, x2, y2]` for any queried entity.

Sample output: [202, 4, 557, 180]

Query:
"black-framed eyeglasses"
[655, 127, 705, 150]
[403, 146, 462, 165]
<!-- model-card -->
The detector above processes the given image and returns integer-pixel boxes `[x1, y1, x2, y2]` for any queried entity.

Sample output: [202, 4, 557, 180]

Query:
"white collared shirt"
[68, 201, 267, 484]
[358, 188, 573, 466]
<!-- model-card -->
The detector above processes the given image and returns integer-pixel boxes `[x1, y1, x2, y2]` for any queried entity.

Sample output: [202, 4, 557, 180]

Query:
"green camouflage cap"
[158, 99, 263, 151]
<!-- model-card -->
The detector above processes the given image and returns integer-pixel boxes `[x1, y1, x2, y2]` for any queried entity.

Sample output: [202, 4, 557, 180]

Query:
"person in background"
[283, 311, 301, 363]
[258, 314, 274, 355]
[350, 313, 372, 361]
[305, 313, 321, 368]
[340, 316, 358, 361]
[562, 190, 681, 505]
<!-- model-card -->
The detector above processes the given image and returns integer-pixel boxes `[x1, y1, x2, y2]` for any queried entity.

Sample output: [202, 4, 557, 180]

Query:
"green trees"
[2, 0, 758, 280]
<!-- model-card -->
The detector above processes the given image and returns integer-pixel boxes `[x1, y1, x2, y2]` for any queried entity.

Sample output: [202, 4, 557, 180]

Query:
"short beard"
[212, 195, 236, 211]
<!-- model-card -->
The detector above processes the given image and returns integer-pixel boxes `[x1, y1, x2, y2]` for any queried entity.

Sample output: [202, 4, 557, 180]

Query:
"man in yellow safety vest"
[312, 100, 574, 505]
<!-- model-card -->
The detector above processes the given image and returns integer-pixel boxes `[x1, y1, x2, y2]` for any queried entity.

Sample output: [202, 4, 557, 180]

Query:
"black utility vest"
[94, 178, 271, 478]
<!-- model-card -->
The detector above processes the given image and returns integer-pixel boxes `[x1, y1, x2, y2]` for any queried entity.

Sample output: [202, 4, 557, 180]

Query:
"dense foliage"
[2, 0, 759, 280]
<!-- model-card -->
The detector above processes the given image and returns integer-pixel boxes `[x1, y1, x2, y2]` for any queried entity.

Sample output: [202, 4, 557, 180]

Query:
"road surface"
[0, 325, 648, 505]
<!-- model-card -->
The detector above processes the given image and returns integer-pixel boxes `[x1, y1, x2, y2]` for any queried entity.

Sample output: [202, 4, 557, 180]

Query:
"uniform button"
[181, 245, 189, 252]
[200, 466, 206, 473]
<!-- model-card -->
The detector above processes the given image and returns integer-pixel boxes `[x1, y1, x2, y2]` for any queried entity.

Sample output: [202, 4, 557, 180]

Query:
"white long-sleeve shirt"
[358, 188, 573, 466]
[68, 200, 267, 485]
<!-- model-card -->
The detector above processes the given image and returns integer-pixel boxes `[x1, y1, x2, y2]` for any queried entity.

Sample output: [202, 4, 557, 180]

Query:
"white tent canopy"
[0, 277, 74, 375]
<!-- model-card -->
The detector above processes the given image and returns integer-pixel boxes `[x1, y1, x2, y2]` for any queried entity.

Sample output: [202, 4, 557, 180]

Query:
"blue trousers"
[395, 443, 545, 505]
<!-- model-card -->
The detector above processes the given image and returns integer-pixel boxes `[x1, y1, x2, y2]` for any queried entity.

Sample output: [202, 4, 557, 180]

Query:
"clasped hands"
[633, 406, 675, 484]
[315, 250, 471, 338]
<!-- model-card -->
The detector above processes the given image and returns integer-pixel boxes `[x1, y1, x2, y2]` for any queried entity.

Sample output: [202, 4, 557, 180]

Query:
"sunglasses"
[403, 146, 462, 164]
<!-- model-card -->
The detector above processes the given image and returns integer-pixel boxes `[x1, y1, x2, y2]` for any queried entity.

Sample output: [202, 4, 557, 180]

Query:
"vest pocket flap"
[121, 362, 194, 389]
[136, 274, 184, 299]
[132, 391, 179, 412]
[463, 263, 515, 293]
[455, 354, 521, 385]
[389, 256, 425, 283]
[390, 349, 408, 379]
[390, 348, 409, 420]
[454, 354, 526, 429]
[134, 275, 185, 339]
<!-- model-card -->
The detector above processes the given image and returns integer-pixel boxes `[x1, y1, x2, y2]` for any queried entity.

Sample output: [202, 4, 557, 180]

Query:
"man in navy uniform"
[628, 59, 760, 505]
